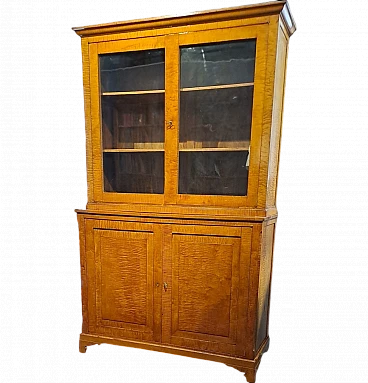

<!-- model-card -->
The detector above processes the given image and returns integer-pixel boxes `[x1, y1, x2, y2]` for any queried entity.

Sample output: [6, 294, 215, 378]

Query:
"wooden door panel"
[96, 230, 153, 327]
[163, 225, 253, 356]
[172, 235, 239, 340]
[85, 219, 160, 342]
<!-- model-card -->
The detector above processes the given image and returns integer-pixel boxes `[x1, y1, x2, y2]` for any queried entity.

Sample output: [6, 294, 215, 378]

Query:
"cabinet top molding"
[72, 1, 296, 38]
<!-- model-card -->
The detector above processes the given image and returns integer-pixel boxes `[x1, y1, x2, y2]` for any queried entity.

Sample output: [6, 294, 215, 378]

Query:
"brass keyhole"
[163, 282, 168, 292]
[167, 121, 174, 129]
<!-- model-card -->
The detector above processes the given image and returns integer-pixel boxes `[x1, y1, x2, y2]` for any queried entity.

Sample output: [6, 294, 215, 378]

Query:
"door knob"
[167, 121, 174, 129]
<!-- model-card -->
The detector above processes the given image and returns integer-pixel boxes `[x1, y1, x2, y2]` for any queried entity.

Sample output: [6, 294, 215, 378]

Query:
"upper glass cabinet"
[89, 26, 267, 206]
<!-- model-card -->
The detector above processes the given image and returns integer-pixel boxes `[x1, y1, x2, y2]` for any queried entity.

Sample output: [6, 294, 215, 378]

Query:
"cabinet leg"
[78, 342, 88, 355]
[226, 365, 256, 382]
[244, 369, 257, 383]
[79, 339, 99, 353]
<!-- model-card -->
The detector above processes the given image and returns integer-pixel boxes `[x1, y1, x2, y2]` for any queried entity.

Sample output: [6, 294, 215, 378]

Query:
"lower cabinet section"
[78, 214, 275, 371]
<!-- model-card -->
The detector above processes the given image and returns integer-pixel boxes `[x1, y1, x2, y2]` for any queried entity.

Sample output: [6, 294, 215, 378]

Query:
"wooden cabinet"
[74, 2, 296, 382]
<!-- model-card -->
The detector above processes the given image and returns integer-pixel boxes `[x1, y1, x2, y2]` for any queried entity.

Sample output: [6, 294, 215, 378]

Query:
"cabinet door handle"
[163, 282, 168, 292]
[167, 121, 174, 130]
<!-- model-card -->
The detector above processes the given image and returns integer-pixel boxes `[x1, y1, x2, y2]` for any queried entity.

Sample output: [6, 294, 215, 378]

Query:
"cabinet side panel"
[266, 23, 288, 208]
[256, 222, 275, 350]
[77, 214, 89, 333]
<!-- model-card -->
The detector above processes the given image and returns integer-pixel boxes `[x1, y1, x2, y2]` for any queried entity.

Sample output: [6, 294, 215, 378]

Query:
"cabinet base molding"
[79, 333, 269, 381]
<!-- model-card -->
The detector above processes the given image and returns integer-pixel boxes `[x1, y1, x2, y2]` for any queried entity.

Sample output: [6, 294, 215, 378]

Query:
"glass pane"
[102, 94, 164, 150]
[181, 40, 256, 88]
[100, 49, 164, 92]
[180, 86, 253, 150]
[104, 152, 164, 194]
[179, 151, 249, 196]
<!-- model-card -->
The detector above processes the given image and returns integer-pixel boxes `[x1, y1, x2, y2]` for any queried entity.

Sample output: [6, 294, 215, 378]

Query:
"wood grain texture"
[175, 24, 268, 208]
[84, 219, 159, 342]
[244, 223, 263, 358]
[256, 223, 275, 350]
[152, 225, 163, 342]
[266, 23, 289, 208]
[89, 37, 166, 205]
[161, 225, 253, 356]
[236, 227, 254, 356]
[256, 15, 279, 208]
[173, 234, 238, 338]
[82, 203, 278, 222]
[79, 7, 292, 211]
[83, 16, 271, 46]
[102, 90, 164, 96]
[80, 332, 257, 369]
[77, 215, 88, 333]
[164, 34, 179, 204]
[178, 147, 250, 152]
[97, 230, 150, 325]
[78, 332, 270, 376]
[181, 82, 254, 92]
[81, 39, 94, 203]
[161, 224, 172, 345]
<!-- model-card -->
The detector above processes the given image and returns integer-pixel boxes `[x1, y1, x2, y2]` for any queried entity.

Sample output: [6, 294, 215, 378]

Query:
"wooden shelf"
[180, 82, 254, 92]
[103, 148, 164, 153]
[102, 90, 165, 96]
[180, 176, 247, 179]
[179, 148, 249, 152]
[102, 83, 253, 95]
[117, 124, 159, 129]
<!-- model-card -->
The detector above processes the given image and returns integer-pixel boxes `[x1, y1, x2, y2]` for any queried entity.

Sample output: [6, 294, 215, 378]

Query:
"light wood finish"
[103, 148, 164, 153]
[102, 90, 164, 96]
[80, 39, 94, 202]
[179, 147, 249, 152]
[175, 24, 268, 208]
[180, 82, 254, 92]
[85, 219, 159, 341]
[89, 36, 166, 205]
[81, 204, 278, 222]
[74, 2, 296, 382]
[266, 23, 289, 208]
[80, 7, 291, 209]
[256, 221, 276, 351]
[164, 34, 179, 204]
[79, 333, 269, 369]
[162, 225, 250, 355]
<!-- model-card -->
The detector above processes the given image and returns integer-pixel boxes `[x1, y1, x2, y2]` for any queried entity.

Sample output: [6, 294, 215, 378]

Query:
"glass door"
[175, 26, 268, 207]
[89, 36, 166, 204]
[179, 39, 255, 196]
[101, 50, 165, 194]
